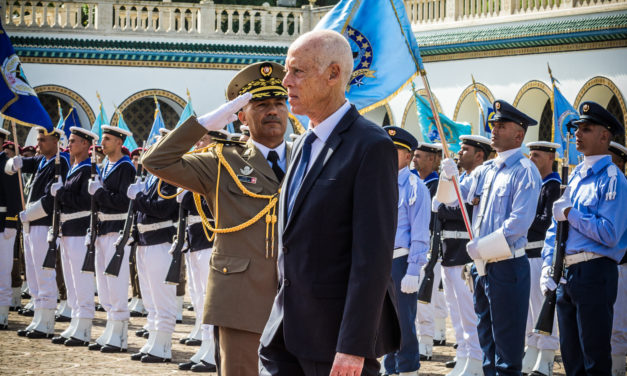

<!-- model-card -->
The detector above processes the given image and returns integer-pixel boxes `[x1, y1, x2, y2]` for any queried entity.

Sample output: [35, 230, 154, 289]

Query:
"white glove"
[431, 197, 441, 213]
[50, 176, 63, 197]
[553, 186, 572, 222]
[126, 181, 146, 200]
[400, 274, 420, 294]
[540, 265, 566, 295]
[113, 235, 134, 247]
[440, 158, 459, 180]
[176, 189, 187, 204]
[11, 156, 23, 171]
[466, 238, 481, 260]
[197, 92, 252, 132]
[88, 177, 103, 196]
[3, 228, 16, 240]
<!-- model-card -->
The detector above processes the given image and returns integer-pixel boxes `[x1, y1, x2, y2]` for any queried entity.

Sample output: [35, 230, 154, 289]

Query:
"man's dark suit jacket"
[260, 105, 401, 362]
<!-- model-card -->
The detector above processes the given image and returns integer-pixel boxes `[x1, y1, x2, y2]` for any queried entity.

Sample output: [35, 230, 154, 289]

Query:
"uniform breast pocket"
[312, 177, 338, 188]
[227, 181, 264, 196]
[579, 191, 599, 211]
[493, 184, 512, 215]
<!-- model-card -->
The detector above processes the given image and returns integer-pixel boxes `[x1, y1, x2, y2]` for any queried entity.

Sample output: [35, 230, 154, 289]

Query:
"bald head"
[284, 30, 354, 125]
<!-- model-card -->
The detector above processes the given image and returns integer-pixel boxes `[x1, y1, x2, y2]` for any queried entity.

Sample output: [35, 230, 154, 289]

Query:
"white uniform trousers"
[526, 257, 559, 350]
[0, 229, 17, 306]
[60, 236, 95, 319]
[24, 226, 58, 310]
[416, 261, 448, 338]
[95, 233, 130, 321]
[611, 263, 627, 356]
[136, 243, 177, 334]
[185, 248, 212, 323]
[442, 265, 483, 360]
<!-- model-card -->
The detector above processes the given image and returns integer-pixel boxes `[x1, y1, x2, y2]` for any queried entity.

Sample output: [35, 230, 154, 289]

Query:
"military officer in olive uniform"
[143, 61, 291, 375]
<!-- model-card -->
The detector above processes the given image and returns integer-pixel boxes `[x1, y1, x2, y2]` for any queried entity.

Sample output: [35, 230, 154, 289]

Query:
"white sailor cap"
[460, 135, 492, 154]
[158, 128, 171, 136]
[36, 126, 64, 138]
[526, 141, 561, 153]
[416, 142, 443, 153]
[0, 128, 9, 137]
[609, 141, 627, 163]
[70, 126, 99, 143]
[101, 124, 133, 140]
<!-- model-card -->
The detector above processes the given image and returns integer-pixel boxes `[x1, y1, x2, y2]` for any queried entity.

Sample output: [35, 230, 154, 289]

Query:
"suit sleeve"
[142, 117, 218, 197]
[336, 136, 398, 357]
[94, 164, 134, 211]
[19, 156, 39, 174]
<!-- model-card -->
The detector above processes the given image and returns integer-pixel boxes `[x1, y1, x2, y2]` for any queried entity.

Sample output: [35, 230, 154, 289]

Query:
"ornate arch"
[574, 76, 627, 132]
[512, 80, 552, 107]
[34, 84, 96, 125]
[111, 89, 187, 126]
[453, 82, 495, 121]
[401, 88, 443, 129]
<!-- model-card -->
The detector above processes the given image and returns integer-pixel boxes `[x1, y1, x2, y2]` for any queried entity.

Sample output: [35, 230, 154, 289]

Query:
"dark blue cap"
[384, 126, 418, 151]
[573, 101, 624, 136]
[488, 100, 537, 130]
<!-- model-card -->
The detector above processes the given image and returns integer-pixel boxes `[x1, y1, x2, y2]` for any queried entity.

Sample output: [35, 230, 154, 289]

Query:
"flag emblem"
[345, 26, 375, 90]
[2, 54, 36, 97]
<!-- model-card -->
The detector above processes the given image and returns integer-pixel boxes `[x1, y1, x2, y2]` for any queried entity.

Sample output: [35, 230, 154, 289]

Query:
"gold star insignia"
[356, 35, 364, 42]
[364, 51, 371, 58]
[348, 29, 355, 36]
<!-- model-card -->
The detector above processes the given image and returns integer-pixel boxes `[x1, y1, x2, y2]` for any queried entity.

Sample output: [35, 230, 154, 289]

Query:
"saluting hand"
[197, 92, 252, 132]
[330, 352, 364, 376]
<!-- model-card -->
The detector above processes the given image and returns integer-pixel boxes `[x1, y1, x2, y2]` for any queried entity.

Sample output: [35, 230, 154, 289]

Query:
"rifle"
[42, 149, 61, 270]
[165, 203, 187, 285]
[13, 220, 22, 261]
[417, 214, 442, 304]
[104, 151, 143, 277]
[81, 141, 99, 273]
[534, 129, 572, 335]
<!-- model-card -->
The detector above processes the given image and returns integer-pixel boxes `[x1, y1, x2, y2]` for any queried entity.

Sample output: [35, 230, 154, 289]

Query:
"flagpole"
[471, 75, 487, 135]
[10, 121, 25, 210]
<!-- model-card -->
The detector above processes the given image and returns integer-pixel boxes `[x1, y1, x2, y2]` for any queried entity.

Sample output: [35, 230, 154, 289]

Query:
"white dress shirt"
[252, 139, 287, 172]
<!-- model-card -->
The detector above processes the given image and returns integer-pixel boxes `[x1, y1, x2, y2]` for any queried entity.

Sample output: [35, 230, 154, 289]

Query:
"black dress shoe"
[419, 354, 432, 361]
[445, 360, 456, 368]
[26, 330, 53, 339]
[187, 306, 194, 311]
[51, 335, 68, 344]
[143, 331, 149, 339]
[453, 343, 458, 349]
[130, 352, 146, 361]
[141, 353, 171, 363]
[88, 343, 102, 351]
[9, 306, 20, 312]
[176, 319, 183, 324]
[95, 304, 105, 312]
[21, 292, 31, 299]
[179, 337, 189, 344]
[17, 328, 29, 336]
[179, 361, 197, 370]
[434, 339, 446, 346]
[185, 339, 202, 346]
[130, 310, 144, 317]
[18, 308, 34, 317]
[135, 329, 147, 337]
[64, 338, 89, 346]
[55, 315, 71, 323]
[100, 344, 127, 353]
[191, 360, 217, 373]
[529, 371, 548, 376]
[0, 324, 8, 330]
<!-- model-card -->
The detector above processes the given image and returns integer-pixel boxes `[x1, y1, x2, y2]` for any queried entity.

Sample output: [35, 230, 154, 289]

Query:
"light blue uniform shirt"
[395, 167, 431, 276]
[542, 155, 627, 268]
[459, 148, 541, 250]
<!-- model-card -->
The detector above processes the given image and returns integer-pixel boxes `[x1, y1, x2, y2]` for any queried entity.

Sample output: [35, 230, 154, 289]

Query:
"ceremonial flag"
[412, 83, 470, 152]
[0, 22, 52, 130]
[116, 110, 138, 150]
[91, 93, 108, 142]
[145, 97, 165, 148]
[176, 89, 194, 129]
[314, 0, 423, 112]
[548, 64, 580, 165]
[471, 76, 495, 137]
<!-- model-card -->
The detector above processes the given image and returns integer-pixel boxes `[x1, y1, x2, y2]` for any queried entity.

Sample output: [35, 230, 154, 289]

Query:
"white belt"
[98, 212, 127, 221]
[137, 220, 173, 233]
[60, 211, 90, 222]
[564, 252, 603, 267]
[485, 248, 525, 264]
[393, 247, 409, 259]
[0, 206, 6, 213]
[187, 215, 202, 225]
[525, 241, 545, 250]
[441, 230, 470, 240]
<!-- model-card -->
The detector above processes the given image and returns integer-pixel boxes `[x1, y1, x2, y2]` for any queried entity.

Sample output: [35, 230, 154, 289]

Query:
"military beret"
[609, 141, 627, 163]
[384, 126, 418, 152]
[526, 141, 561, 153]
[226, 61, 287, 101]
[488, 100, 537, 130]
[130, 147, 144, 157]
[2, 141, 15, 151]
[20, 145, 36, 154]
[573, 101, 624, 136]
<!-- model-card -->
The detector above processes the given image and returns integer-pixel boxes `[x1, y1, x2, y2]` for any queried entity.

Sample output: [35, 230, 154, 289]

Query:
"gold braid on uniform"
[158, 142, 279, 258]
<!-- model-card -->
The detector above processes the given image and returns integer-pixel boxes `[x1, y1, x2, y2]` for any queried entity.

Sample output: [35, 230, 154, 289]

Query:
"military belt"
[137, 220, 173, 233]
[97, 212, 127, 222]
[485, 248, 525, 265]
[393, 247, 409, 259]
[441, 230, 470, 240]
[60, 211, 90, 222]
[564, 252, 603, 267]
[0, 206, 6, 213]
[525, 241, 545, 250]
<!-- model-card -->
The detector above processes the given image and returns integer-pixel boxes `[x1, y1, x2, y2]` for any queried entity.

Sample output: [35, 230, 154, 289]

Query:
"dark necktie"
[267, 150, 284, 181]
[286, 131, 318, 218]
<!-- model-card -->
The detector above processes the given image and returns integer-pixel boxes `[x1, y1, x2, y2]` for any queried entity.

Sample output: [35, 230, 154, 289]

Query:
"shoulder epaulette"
[408, 173, 418, 205]
[606, 164, 618, 200]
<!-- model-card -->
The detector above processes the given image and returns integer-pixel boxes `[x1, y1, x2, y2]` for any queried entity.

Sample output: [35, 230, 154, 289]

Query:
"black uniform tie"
[267, 150, 285, 181]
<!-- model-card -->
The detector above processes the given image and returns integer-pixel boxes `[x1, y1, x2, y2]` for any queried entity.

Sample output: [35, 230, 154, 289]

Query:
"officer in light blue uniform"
[541, 101, 627, 376]
[440, 100, 542, 376]
[382, 126, 431, 376]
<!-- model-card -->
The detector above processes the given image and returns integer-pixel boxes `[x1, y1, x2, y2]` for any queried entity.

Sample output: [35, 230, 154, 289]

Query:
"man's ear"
[238, 110, 246, 124]
[328, 63, 341, 83]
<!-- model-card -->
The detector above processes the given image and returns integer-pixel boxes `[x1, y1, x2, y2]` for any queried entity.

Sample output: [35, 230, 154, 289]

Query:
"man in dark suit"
[259, 29, 401, 376]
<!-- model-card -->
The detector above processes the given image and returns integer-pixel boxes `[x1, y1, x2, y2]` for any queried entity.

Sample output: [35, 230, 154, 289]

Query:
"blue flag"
[314, 0, 423, 112]
[91, 97, 108, 142]
[413, 84, 471, 153]
[550, 71, 580, 165]
[474, 91, 494, 138]
[145, 100, 165, 148]
[176, 92, 194, 129]
[117, 112, 138, 150]
[56, 106, 81, 148]
[0, 23, 52, 130]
